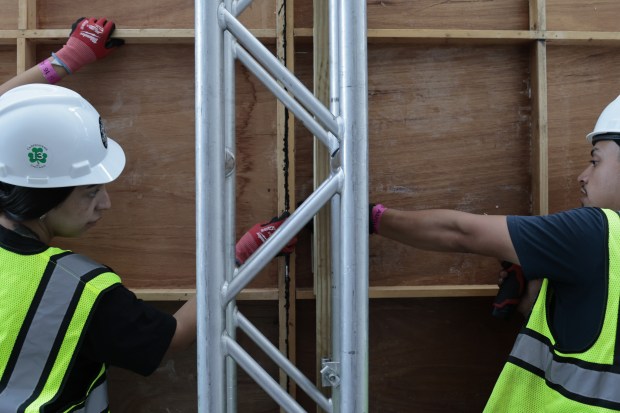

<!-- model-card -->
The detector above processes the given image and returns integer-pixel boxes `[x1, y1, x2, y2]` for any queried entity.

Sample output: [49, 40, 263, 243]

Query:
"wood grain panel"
[365, 43, 531, 286]
[291, 40, 322, 291]
[0, 48, 17, 80]
[293, 42, 532, 288]
[296, 298, 521, 412]
[546, 46, 620, 213]
[366, 298, 521, 412]
[547, 1, 620, 32]
[0, 2, 18, 29]
[36, 0, 276, 30]
[295, 0, 529, 31]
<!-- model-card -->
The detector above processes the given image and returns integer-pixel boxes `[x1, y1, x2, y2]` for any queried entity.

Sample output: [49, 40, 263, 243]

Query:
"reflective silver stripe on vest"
[72, 380, 108, 413]
[0, 254, 103, 410]
[512, 333, 620, 403]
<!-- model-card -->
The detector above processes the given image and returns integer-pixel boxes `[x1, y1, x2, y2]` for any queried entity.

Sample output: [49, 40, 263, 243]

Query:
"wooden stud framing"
[276, 0, 297, 402]
[16, 0, 36, 73]
[530, 0, 549, 216]
[5, 27, 620, 45]
[312, 0, 332, 405]
[133, 285, 499, 302]
[2, 1, 616, 301]
[531, 41, 549, 216]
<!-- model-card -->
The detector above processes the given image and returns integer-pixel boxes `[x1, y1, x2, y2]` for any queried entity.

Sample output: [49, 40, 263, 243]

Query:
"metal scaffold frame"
[195, 0, 368, 410]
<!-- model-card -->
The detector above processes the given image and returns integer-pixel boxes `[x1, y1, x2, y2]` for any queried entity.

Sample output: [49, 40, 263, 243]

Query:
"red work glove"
[235, 212, 297, 265]
[53, 17, 124, 73]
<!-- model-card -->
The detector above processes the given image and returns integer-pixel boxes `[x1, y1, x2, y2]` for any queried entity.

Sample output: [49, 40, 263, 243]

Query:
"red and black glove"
[492, 261, 526, 319]
[53, 17, 124, 73]
[235, 212, 297, 265]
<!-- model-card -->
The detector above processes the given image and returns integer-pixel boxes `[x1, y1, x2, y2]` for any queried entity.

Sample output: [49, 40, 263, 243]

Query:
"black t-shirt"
[48, 285, 176, 411]
[507, 207, 608, 352]
[82, 285, 176, 375]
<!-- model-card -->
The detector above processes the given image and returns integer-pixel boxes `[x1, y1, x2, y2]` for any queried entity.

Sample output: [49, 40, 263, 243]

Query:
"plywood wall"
[3, 0, 620, 411]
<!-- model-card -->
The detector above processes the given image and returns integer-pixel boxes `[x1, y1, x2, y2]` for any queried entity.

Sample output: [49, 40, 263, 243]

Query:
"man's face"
[578, 140, 620, 208]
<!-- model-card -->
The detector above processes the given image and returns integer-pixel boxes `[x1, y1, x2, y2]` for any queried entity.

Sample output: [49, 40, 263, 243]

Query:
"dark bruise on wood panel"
[366, 43, 532, 286]
[546, 46, 620, 213]
[42, 44, 279, 290]
[108, 301, 282, 412]
[37, 0, 276, 30]
[547, 0, 620, 32]
[294, 0, 529, 31]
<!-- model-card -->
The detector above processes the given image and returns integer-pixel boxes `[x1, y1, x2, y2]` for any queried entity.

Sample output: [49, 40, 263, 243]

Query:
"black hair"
[0, 183, 74, 222]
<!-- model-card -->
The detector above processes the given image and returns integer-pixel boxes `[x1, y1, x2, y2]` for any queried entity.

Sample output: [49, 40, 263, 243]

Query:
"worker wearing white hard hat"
[0, 17, 294, 412]
[368, 93, 620, 412]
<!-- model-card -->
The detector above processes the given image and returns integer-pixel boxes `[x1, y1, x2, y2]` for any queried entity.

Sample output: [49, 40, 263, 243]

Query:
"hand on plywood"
[235, 211, 297, 265]
[53, 17, 125, 74]
[0, 17, 126, 96]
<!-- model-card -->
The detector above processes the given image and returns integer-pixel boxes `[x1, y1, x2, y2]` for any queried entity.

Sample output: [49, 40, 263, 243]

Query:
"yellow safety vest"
[485, 208, 620, 412]
[0, 247, 120, 412]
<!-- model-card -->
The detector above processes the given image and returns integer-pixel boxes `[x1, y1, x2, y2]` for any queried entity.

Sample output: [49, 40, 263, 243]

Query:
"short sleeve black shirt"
[507, 207, 608, 351]
[82, 285, 176, 375]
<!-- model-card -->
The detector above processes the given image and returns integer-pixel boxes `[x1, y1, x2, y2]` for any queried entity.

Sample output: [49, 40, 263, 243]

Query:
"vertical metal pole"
[328, 0, 342, 410]
[336, 0, 369, 410]
[197, 0, 368, 410]
[224, 26, 238, 413]
[196, 0, 227, 411]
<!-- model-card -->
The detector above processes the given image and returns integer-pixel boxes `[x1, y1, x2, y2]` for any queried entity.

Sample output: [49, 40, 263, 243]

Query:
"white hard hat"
[0, 84, 125, 188]
[586, 95, 620, 144]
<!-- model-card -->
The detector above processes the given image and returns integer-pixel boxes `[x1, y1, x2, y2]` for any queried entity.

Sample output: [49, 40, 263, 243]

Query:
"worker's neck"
[0, 213, 48, 243]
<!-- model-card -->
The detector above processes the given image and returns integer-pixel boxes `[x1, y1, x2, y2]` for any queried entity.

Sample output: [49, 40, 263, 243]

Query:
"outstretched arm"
[0, 17, 123, 96]
[372, 205, 519, 265]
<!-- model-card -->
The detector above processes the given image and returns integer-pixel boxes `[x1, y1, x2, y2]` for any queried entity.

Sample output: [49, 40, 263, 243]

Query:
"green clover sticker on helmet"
[27, 144, 48, 168]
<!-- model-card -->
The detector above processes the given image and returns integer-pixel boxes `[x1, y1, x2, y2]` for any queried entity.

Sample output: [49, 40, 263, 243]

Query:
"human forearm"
[167, 295, 197, 354]
[379, 208, 473, 252]
[376, 207, 518, 262]
[0, 58, 69, 97]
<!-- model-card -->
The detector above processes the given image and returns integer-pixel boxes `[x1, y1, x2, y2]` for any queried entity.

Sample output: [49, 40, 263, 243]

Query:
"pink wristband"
[372, 204, 387, 234]
[37, 59, 62, 84]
